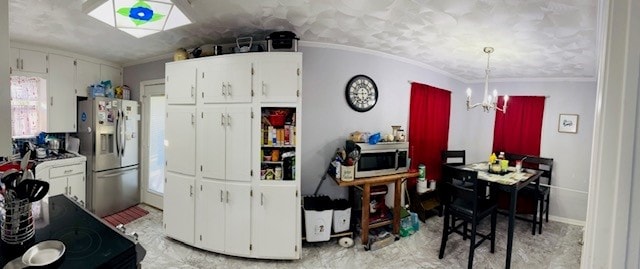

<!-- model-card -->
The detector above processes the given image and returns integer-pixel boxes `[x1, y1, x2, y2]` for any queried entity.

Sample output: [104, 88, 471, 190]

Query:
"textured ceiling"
[8, 0, 597, 81]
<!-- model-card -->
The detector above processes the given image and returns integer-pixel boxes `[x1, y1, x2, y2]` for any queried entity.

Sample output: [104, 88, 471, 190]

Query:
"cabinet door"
[47, 54, 77, 132]
[252, 185, 298, 259]
[67, 173, 86, 206]
[225, 106, 252, 182]
[165, 106, 196, 176]
[75, 60, 100, 97]
[100, 64, 122, 86]
[163, 172, 195, 244]
[166, 62, 196, 104]
[198, 106, 226, 180]
[258, 54, 300, 103]
[195, 179, 225, 252]
[198, 60, 227, 103]
[10, 48, 19, 72]
[47, 177, 68, 197]
[224, 182, 251, 256]
[225, 59, 252, 103]
[19, 49, 48, 73]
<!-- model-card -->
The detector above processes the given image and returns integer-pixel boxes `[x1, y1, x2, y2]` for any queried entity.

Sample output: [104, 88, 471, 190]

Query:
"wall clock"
[345, 75, 378, 112]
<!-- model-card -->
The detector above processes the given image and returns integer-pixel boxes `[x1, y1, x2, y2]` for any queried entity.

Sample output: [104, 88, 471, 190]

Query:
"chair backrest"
[503, 153, 554, 186]
[522, 156, 554, 186]
[441, 165, 485, 214]
[441, 150, 466, 166]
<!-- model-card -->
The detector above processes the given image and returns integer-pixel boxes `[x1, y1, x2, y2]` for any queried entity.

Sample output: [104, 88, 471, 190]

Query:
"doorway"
[140, 79, 165, 209]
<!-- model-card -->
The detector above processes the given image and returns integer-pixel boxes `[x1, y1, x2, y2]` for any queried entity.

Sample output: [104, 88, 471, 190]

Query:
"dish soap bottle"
[489, 152, 497, 164]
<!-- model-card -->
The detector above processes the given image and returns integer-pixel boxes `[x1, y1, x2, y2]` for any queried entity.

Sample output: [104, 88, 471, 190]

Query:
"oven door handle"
[395, 149, 399, 170]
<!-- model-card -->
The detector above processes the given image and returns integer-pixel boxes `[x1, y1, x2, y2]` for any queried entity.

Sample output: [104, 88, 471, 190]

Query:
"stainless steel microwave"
[355, 142, 409, 178]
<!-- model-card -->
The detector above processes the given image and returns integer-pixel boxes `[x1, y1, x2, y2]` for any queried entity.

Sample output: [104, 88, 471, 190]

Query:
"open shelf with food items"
[260, 107, 297, 181]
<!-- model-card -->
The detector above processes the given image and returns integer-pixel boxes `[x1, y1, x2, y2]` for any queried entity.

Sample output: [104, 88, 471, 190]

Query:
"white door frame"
[139, 78, 165, 209]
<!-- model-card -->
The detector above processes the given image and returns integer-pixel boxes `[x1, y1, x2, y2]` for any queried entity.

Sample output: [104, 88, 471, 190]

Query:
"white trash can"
[304, 208, 333, 242]
[332, 208, 351, 233]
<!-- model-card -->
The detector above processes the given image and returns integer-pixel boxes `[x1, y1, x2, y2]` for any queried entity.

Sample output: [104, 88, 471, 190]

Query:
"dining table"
[462, 162, 543, 269]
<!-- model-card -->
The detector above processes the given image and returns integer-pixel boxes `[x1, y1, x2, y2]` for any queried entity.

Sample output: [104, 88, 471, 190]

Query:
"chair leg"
[463, 221, 468, 240]
[490, 210, 497, 253]
[545, 196, 550, 222]
[532, 196, 539, 235]
[439, 209, 450, 259]
[538, 198, 544, 234]
[468, 221, 477, 269]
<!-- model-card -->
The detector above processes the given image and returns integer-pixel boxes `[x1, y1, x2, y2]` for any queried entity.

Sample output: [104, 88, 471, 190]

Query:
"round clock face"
[345, 75, 378, 112]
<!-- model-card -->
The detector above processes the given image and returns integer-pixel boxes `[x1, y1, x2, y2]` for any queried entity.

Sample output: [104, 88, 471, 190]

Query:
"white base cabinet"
[164, 52, 301, 260]
[34, 156, 87, 207]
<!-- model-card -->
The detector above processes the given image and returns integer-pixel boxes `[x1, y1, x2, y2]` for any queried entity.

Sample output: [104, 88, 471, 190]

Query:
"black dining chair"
[441, 150, 466, 166]
[503, 152, 554, 235]
[439, 165, 497, 269]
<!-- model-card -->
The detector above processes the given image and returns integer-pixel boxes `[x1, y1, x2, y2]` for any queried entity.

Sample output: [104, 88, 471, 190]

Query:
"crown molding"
[122, 52, 173, 67]
[467, 76, 597, 84]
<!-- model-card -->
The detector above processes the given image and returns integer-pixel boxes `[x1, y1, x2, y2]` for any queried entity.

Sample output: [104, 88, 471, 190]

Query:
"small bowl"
[264, 156, 272, 161]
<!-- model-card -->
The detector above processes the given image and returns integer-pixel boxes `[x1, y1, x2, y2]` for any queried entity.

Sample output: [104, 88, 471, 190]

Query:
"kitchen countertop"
[0, 195, 142, 268]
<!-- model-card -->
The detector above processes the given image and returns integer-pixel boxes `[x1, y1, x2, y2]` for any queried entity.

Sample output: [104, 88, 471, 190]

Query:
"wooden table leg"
[506, 187, 517, 269]
[393, 178, 402, 235]
[361, 183, 371, 245]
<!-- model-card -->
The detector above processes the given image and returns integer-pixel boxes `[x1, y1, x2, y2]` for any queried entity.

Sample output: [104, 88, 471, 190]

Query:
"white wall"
[461, 80, 596, 222]
[299, 45, 467, 197]
[123, 58, 171, 101]
[0, 0, 11, 157]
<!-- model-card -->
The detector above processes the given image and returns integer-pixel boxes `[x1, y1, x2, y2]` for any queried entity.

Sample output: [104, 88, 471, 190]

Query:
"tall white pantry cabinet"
[163, 52, 302, 259]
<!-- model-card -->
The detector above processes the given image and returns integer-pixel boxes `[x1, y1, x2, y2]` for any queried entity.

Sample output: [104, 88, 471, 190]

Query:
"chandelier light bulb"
[465, 47, 508, 113]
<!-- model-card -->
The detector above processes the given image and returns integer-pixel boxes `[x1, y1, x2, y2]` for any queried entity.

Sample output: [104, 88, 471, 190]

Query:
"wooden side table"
[330, 172, 419, 245]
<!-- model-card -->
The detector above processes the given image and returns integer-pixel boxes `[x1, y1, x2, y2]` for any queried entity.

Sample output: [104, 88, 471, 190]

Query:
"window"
[10, 76, 47, 138]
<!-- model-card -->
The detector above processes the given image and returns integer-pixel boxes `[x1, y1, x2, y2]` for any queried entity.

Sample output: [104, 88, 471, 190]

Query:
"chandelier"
[466, 47, 508, 113]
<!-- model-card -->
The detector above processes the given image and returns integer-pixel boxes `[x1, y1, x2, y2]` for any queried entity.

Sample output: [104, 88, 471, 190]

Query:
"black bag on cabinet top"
[266, 31, 299, 51]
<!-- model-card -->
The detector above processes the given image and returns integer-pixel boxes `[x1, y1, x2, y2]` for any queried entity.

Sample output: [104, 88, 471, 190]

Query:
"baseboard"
[549, 215, 585, 226]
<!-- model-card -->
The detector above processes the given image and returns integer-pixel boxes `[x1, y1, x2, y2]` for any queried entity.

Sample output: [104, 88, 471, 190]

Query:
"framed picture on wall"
[558, 114, 579, 133]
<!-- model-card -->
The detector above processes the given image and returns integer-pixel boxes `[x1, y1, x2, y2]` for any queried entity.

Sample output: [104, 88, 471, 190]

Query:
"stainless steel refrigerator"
[78, 97, 140, 217]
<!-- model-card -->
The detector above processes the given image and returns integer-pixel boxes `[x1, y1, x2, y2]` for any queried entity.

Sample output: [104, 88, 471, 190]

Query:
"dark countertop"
[0, 195, 139, 268]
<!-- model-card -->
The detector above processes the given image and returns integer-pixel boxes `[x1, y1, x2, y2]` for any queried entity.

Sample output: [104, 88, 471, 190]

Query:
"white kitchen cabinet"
[11, 47, 48, 74]
[100, 64, 122, 87]
[252, 184, 298, 259]
[47, 54, 77, 132]
[166, 61, 196, 104]
[165, 105, 196, 176]
[198, 105, 252, 182]
[198, 56, 252, 104]
[164, 172, 195, 245]
[35, 156, 87, 207]
[195, 180, 251, 256]
[195, 179, 225, 252]
[75, 59, 100, 97]
[164, 52, 301, 260]
[256, 54, 301, 103]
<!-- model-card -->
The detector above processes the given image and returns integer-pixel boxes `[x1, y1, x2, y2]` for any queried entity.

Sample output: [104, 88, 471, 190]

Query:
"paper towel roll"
[417, 180, 428, 194]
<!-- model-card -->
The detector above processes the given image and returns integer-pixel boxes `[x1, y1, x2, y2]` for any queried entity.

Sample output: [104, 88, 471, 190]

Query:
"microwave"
[355, 142, 409, 178]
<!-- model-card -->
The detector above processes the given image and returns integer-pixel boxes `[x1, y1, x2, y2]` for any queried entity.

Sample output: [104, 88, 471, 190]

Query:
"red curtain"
[408, 83, 451, 185]
[492, 96, 546, 156]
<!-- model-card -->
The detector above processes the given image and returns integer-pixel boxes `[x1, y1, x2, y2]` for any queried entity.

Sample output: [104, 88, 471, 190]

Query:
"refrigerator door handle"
[121, 109, 126, 156]
[99, 166, 138, 177]
[115, 109, 120, 157]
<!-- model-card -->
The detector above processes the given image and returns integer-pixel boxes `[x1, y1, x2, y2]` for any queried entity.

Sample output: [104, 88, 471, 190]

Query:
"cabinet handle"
[226, 82, 232, 96]
[261, 193, 264, 206]
[190, 185, 193, 197]
[191, 85, 195, 97]
[221, 82, 226, 96]
[226, 113, 231, 126]
[65, 186, 68, 195]
[16, 58, 20, 69]
[220, 190, 223, 202]
[20, 59, 24, 70]
[69, 186, 71, 194]
[261, 82, 266, 96]
[221, 113, 225, 126]
[50, 97, 54, 106]
[191, 114, 195, 125]
[226, 191, 229, 203]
